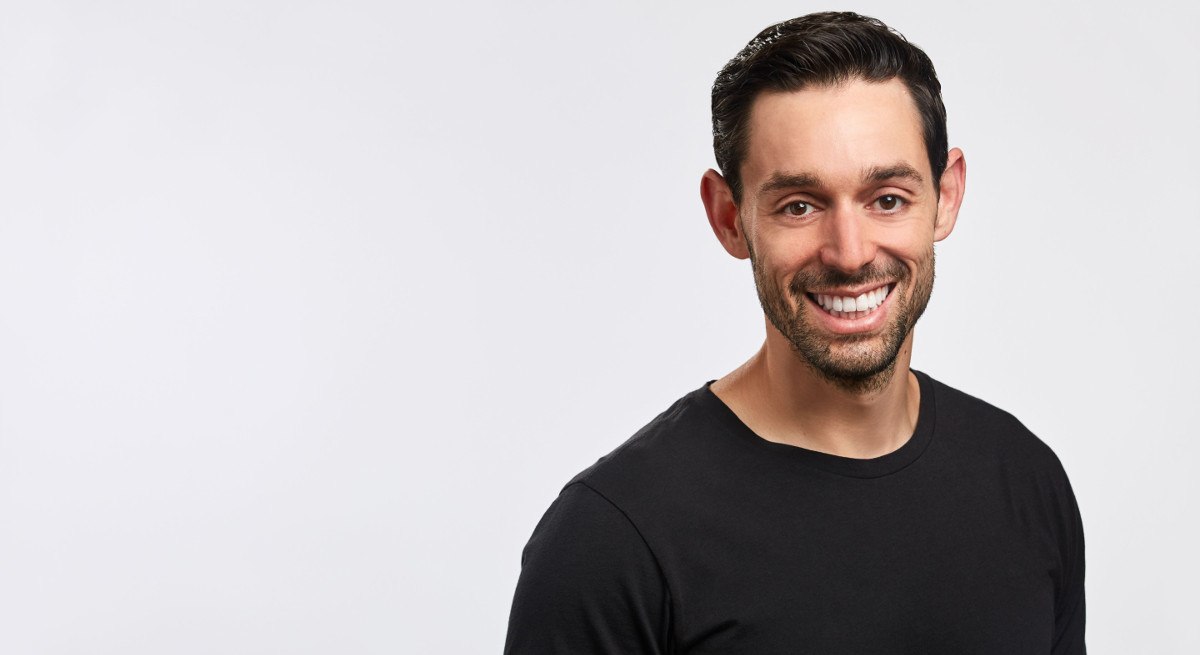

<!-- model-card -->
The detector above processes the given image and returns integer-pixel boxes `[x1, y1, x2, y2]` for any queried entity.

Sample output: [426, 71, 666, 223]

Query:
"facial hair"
[748, 241, 936, 394]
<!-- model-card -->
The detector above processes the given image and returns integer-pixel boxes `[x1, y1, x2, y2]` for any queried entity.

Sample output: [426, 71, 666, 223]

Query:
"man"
[505, 12, 1085, 654]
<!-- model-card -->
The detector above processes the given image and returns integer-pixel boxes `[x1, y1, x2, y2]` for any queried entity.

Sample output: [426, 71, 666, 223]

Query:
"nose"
[818, 205, 878, 273]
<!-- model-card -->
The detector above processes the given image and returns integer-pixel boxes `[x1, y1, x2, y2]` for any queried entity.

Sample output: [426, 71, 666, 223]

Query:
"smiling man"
[505, 12, 1085, 654]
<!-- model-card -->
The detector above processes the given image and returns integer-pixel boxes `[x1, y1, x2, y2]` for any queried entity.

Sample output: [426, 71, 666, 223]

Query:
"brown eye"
[784, 201, 814, 217]
[876, 195, 903, 211]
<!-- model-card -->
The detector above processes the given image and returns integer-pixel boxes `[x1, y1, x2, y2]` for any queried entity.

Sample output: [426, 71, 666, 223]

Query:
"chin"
[797, 336, 904, 393]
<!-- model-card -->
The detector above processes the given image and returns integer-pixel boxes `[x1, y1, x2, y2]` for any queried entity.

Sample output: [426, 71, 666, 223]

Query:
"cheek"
[753, 231, 823, 270]
[876, 225, 935, 263]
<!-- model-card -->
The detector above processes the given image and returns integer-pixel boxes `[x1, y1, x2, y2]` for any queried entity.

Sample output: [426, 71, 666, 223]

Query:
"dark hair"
[712, 12, 947, 202]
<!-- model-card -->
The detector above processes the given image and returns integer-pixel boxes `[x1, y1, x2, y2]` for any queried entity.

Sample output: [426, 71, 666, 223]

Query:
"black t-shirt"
[505, 371, 1086, 653]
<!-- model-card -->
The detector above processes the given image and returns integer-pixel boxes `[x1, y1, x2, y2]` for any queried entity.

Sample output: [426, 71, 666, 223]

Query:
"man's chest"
[643, 471, 1059, 653]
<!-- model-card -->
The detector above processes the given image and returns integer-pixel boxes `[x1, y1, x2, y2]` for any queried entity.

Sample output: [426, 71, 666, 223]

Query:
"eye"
[874, 195, 905, 213]
[782, 200, 816, 217]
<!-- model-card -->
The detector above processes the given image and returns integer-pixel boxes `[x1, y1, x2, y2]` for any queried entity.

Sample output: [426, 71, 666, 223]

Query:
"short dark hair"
[712, 12, 948, 203]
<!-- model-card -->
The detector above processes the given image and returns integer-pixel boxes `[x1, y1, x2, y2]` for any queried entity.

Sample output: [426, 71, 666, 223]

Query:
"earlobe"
[934, 148, 966, 242]
[701, 169, 751, 259]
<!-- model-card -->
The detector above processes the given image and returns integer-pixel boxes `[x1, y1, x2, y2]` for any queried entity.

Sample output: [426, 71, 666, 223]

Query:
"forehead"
[743, 78, 929, 192]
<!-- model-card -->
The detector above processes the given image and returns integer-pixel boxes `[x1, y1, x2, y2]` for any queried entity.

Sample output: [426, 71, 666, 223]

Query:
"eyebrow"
[862, 163, 925, 186]
[756, 163, 926, 198]
[758, 172, 823, 197]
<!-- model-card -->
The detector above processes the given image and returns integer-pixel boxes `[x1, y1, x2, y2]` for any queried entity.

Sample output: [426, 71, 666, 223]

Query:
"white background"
[1, 1, 1196, 652]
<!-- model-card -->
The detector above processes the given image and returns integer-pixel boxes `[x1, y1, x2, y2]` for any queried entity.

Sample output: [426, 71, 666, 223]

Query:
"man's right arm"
[504, 482, 672, 654]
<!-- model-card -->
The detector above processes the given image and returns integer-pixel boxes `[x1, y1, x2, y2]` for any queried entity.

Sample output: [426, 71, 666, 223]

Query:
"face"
[728, 79, 959, 389]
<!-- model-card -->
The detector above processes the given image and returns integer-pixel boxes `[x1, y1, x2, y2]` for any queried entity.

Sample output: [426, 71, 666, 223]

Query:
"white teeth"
[813, 284, 892, 316]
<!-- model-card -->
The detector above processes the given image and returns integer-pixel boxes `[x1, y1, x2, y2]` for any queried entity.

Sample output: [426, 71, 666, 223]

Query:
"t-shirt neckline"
[698, 369, 937, 479]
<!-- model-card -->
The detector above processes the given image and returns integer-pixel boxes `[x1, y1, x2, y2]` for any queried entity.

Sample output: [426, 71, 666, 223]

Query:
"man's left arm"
[1051, 466, 1086, 654]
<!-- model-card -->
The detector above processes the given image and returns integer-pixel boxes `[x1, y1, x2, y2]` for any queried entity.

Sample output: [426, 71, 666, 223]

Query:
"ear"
[701, 169, 750, 259]
[933, 148, 966, 242]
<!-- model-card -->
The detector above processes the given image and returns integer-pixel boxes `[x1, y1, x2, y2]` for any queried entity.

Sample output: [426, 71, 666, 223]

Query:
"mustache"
[787, 261, 909, 297]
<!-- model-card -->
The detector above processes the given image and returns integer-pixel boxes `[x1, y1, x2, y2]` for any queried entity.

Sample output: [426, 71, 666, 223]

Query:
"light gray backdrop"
[1, 0, 1196, 652]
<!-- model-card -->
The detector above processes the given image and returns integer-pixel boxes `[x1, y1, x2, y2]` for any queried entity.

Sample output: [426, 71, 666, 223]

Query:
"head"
[712, 12, 948, 205]
[700, 13, 966, 393]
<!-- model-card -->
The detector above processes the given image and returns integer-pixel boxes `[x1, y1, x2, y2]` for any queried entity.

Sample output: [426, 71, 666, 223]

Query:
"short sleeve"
[504, 482, 671, 654]
[1051, 467, 1087, 654]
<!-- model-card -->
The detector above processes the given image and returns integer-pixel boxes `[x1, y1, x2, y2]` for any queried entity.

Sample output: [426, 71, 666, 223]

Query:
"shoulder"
[563, 383, 742, 505]
[567, 384, 719, 485]
[519, 481, 655, 569]
[923, 371, 1068, 477]
[922, 372, 1084, 555]
[922, 371, 1085, 549]
[919, 374, 1086, 644]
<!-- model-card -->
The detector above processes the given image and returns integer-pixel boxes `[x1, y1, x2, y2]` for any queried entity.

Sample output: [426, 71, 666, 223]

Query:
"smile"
[806, 284, 891, 319]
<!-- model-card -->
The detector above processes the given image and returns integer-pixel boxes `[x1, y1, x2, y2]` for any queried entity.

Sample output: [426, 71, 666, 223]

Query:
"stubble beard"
[748, 242, 936, 395]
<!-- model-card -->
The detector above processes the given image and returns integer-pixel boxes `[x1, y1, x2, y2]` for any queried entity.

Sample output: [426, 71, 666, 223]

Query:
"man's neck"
[710, 330, 921, 460]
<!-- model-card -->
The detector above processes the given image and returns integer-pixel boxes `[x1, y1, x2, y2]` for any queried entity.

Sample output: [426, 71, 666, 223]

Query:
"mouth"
[805, 284, 892, 320]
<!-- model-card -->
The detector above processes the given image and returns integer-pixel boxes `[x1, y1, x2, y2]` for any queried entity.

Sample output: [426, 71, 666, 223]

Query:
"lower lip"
[804, 287, 895, 335]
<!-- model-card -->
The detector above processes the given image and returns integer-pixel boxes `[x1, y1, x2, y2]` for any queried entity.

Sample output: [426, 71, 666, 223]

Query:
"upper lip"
[806, 282, 893, 297]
